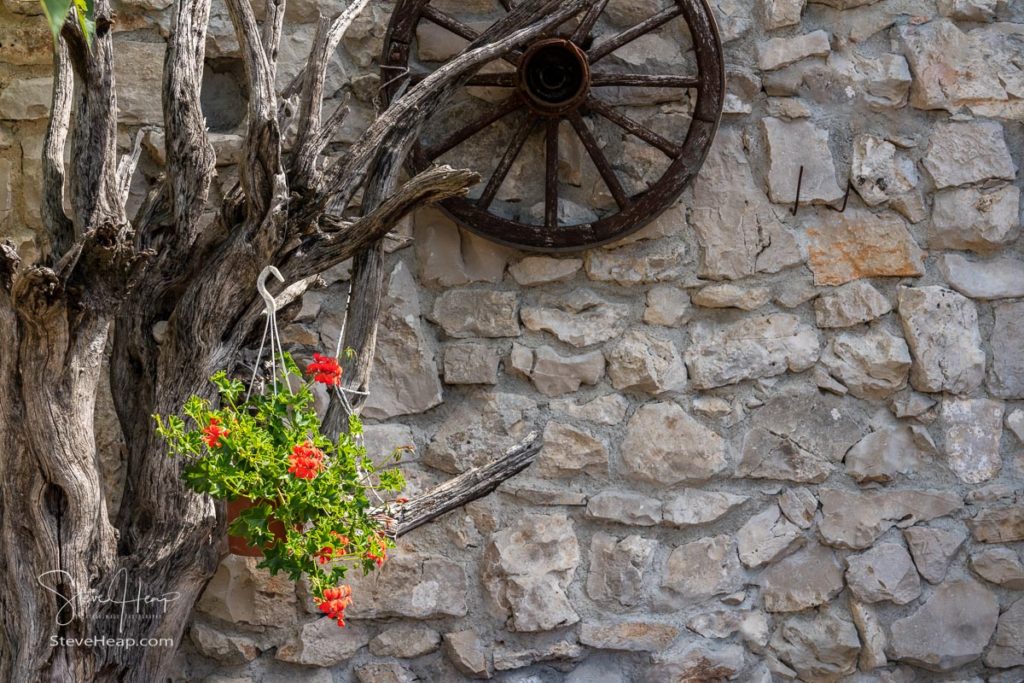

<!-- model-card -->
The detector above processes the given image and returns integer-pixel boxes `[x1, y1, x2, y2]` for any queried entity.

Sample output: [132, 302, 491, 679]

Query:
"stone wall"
[3, 0, 1024, 681]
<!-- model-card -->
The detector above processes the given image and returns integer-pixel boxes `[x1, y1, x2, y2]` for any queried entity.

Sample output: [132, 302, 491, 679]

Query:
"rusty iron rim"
[381, 0, 725, 252]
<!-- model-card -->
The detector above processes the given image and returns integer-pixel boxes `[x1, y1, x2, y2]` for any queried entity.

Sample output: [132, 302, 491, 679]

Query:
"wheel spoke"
[545, 118, 560, 228]
[587, 5, 683, 63]
[585, 97, 681, 157]
[420, 6, 523, 65]
[568, 112, 629, 210]
[478, 114, 539, 209]
[466, 72, 517, 87]
[591, 73, 699, 88]
[422, 97, 522, 160]
[570, 0, 610, 44]
[421, 5, 480, 42]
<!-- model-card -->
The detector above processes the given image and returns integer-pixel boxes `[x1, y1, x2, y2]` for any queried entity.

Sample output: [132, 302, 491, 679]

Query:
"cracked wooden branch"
[261, 0, 286, 76]
[63, 0, 126, 237]
[115, 128, 148, 210]
[289, 12, 355, 191]
[393, 432, 542, 537]
[287, 0, 372, 191]
[281, 0, 371, 101]
[294, 165, 480, 277]
[41, 37, 73, 260]
[225, 0, 283, 218]
[162, 0, 216, 239]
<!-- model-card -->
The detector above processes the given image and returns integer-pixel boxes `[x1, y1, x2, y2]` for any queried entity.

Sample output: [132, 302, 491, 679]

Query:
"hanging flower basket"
[155, 351, 406, 627]
[225, 497, 288, 557]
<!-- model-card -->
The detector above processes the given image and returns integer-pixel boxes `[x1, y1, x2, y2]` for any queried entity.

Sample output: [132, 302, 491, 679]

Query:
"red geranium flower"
[315, 535, 351, 564]
[288, 442, 325, 480]
[306, 353, 342, 386]
[203, 417, 229, 449]
[365, 550, 385, 568]
[317, 585, 353, 627]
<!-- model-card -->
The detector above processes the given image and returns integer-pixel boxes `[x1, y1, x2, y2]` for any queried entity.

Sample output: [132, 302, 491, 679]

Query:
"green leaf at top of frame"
[40, 0, 95, 45]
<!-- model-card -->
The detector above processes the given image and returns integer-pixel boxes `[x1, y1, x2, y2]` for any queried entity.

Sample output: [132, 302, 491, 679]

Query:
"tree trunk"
[0, 0, 597, 680]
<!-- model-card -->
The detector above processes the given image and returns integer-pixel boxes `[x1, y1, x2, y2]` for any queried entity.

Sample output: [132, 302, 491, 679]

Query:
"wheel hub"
[518, 38, 590, 115]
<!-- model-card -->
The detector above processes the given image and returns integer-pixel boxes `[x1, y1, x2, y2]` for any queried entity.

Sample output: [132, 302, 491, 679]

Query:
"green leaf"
[72, 0, 94, 44]
[281, 352, 301, 379]
[40, 0, 72, 39]
[377, 468, 405, 492]
[40, 0, 94, 44]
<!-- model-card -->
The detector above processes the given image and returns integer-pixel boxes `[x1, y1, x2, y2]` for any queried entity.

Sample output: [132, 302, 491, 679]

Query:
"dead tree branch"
[394, 433, 542, 537]
[41, 37, 73, 260]
[162, 0, 216, 240]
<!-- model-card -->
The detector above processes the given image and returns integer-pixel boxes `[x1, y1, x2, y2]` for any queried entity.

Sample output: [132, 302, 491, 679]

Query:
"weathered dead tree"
[0, 0, 596, 680]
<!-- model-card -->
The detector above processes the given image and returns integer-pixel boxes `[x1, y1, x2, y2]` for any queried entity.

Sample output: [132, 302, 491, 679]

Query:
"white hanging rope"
[245, 266, 370, 446]
[245, 314, 272, 403]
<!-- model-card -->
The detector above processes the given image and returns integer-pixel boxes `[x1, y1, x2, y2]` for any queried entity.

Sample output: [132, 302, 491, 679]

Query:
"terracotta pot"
[226, 497, 288, 557]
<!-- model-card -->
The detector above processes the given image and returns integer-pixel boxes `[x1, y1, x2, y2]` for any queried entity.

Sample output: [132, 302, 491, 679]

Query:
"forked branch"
[63, 0, 126, 236]
[225, 0, 283, 218]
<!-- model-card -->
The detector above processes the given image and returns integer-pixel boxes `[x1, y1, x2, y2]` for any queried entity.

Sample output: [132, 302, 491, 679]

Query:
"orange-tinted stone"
[807, 209, 926, 286]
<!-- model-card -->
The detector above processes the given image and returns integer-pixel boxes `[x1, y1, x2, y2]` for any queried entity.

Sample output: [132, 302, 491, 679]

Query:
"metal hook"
[791, 166, 803, 217]
[835, 179, 853, 214]
[247, 266, 288, 401]
[256, 266, 284, 315]
[790, 167, 853, 217]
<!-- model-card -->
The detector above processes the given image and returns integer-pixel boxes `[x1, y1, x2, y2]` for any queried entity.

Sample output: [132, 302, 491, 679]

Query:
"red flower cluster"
[366, 549, 386, 568]
[365, 533, 387, 568]
[288, 442, 324, 480]
[316, 533, 351, 564]
[315, 546, 333, 565]
[203, 417, 229, 449]
[317, 585, 353, 627]
[306, 353, 342, 386]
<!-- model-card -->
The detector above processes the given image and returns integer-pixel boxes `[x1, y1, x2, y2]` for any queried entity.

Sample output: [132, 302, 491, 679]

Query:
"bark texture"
[0, 1, 595, 680]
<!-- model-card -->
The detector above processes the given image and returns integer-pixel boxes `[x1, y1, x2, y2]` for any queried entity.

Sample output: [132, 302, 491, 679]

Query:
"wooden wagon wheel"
[381, 0, 725, 251]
